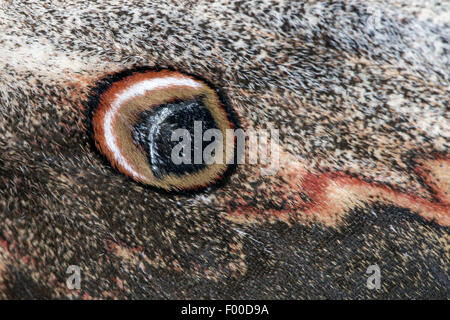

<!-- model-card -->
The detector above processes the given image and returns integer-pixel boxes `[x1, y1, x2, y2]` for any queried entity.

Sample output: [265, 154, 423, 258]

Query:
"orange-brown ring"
[92, 70, 235, 190]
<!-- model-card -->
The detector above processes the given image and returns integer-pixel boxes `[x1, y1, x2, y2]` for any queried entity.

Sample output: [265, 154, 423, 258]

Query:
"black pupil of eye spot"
[133, 98, 219, 179]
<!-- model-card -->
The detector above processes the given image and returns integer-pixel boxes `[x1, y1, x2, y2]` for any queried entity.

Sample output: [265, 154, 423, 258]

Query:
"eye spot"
[92, 70, 236, 191]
